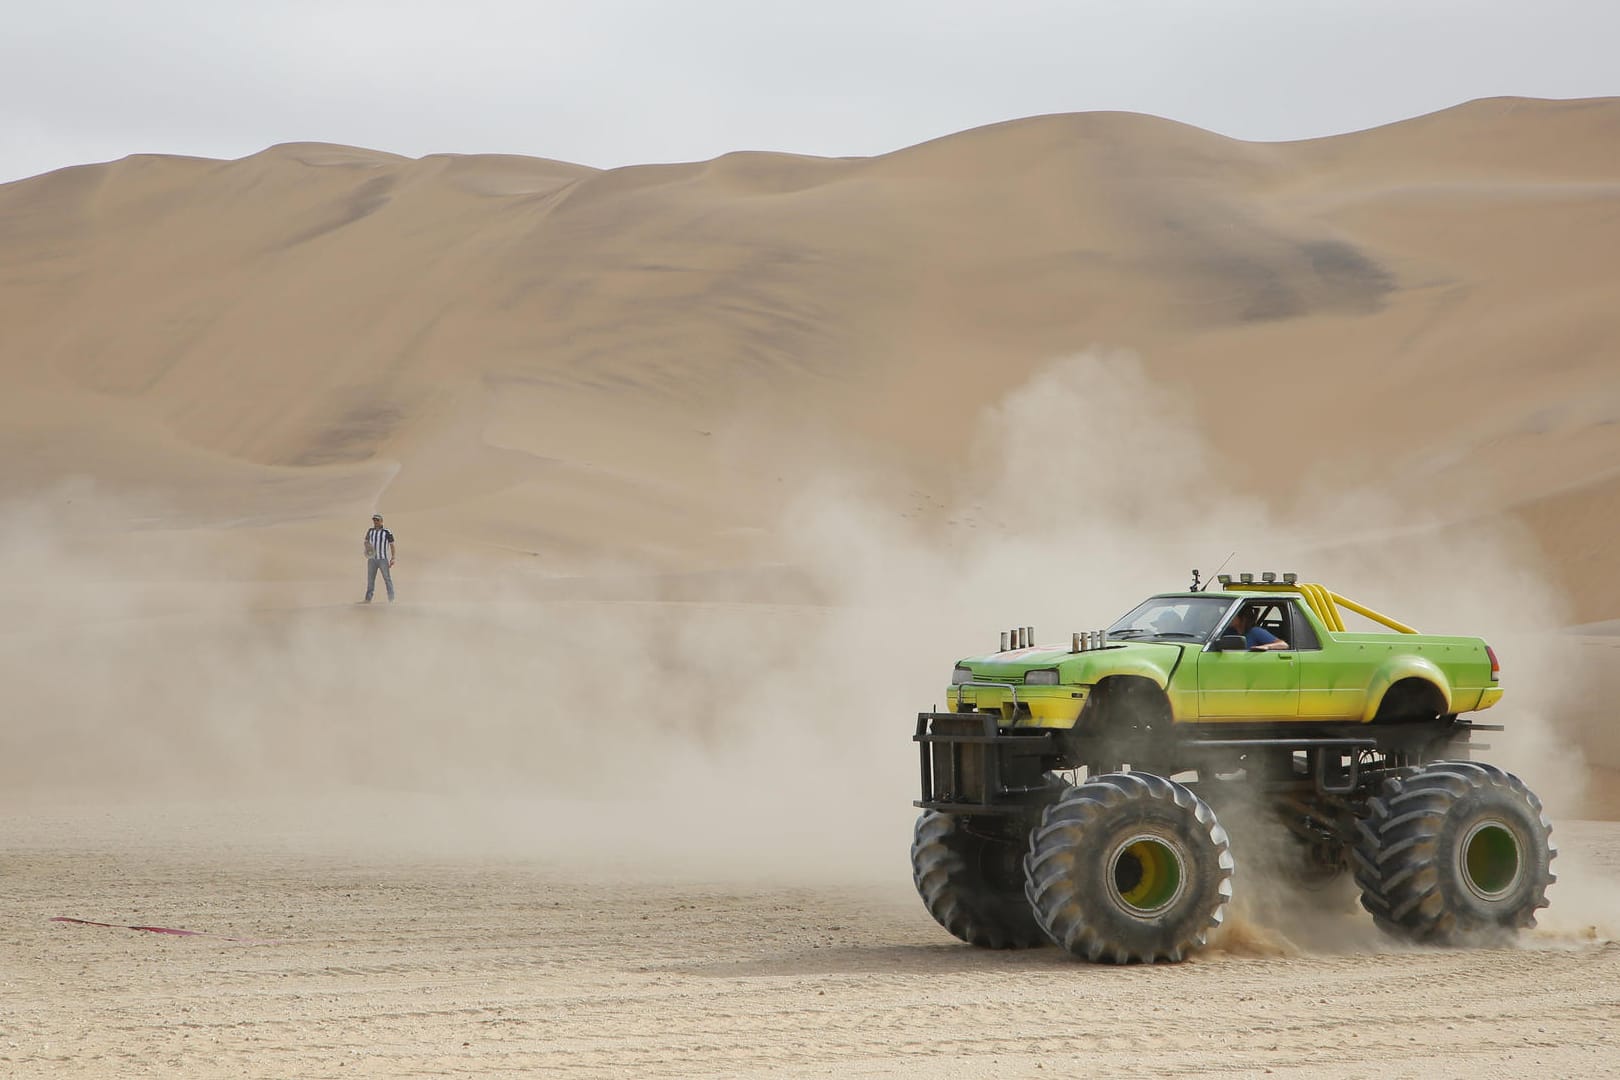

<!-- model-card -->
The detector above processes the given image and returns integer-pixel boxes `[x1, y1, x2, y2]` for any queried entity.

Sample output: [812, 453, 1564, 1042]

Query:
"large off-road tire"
[1353, 761, 1555, 944]
[1024, 772, 1235, 963]
[912, 812, 1047, 949]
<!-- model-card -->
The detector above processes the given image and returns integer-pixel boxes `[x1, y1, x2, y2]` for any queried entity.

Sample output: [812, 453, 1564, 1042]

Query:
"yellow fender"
[1361, 655, 1453, 723]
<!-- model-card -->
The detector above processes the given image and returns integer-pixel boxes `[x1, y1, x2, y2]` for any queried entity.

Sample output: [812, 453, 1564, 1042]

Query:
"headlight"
[951, 666, 973, 685]
[1024, 668, 1061, 686]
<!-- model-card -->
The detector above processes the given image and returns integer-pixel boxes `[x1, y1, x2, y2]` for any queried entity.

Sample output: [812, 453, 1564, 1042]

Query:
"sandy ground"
[1, 565, 1617, 1078]
[3, 809, 1617, 1079]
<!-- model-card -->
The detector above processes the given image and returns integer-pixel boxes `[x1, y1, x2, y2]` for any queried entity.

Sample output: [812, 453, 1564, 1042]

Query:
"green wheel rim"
[1459, 820, 1523, 901]
[1109, 835, 1185, 915]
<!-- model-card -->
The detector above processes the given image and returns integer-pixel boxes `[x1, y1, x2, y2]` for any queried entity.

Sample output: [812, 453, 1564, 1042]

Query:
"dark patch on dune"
[1195, 238, 1396, 324]
[1300, 239, 1396, 308]
[1148, 195, 1397, 323]
[287, 399, 404, 465]
[1199, 254, 1306, 322]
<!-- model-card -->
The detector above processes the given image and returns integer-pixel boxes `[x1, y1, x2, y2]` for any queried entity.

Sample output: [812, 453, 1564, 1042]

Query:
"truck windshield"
[1107, 596, 1232, 643]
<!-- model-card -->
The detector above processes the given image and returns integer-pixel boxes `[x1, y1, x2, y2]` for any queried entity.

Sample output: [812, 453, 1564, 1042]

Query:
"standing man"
[363, 514, 396, 603]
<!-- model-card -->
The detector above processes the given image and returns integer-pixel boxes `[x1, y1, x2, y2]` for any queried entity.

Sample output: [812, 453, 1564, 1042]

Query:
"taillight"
[1486, 644, 1501, 682]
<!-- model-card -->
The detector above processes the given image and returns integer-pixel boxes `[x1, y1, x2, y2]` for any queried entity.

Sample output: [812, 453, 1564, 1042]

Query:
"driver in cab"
[1226, 607, 1289, 651]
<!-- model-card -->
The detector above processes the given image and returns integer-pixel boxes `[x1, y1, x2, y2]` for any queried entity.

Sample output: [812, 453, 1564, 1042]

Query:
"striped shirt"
[365, 527, 394, 562]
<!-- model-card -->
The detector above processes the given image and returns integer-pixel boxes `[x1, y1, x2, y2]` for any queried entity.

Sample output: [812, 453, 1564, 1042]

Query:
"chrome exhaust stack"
[1071, 629, 1110, 652]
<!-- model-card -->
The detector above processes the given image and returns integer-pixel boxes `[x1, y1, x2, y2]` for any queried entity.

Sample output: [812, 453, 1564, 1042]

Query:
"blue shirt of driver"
[1245, 625, 1279, 648]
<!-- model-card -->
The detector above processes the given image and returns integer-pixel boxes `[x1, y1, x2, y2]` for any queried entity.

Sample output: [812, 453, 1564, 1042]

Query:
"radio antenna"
[1196, 551, 1236, 591]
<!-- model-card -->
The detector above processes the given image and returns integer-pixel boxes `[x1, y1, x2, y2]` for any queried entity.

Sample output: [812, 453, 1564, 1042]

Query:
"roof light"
[1239, 572, 1254, 584]
[1261, 571, 1277, 583]
[1282, 572, 1298, 585]
[1217, 574, 1232, 586]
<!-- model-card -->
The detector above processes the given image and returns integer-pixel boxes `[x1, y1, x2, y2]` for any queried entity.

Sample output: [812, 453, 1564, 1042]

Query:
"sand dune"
[2, 98, 1616, 591]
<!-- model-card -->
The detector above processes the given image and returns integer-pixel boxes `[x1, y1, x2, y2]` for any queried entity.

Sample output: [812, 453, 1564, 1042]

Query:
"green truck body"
[947, 589, 1501, 730]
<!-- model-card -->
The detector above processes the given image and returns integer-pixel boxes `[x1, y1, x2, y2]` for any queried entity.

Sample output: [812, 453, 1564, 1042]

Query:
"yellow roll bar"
[1220, 581, 1417, 635]
[1328, 592, 1418, 635]
[1303, 584, 1344, 632]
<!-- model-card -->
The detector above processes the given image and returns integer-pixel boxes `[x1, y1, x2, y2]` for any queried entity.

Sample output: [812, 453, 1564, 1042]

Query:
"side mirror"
[1214, 634, 1249, 652]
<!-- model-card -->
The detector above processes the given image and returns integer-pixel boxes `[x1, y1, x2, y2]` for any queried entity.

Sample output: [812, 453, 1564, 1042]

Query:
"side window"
[1255, 603, 1287, 637]
[1286, 601, 1321, 650]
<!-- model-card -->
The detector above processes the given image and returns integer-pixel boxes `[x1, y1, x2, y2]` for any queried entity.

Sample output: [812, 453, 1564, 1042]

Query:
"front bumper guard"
[914, 710, 1058, 815]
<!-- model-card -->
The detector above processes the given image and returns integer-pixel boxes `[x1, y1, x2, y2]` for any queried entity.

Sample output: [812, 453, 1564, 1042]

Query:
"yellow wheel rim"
[1109, 835, 1185, 915]
[1460, 820, 1522, 901]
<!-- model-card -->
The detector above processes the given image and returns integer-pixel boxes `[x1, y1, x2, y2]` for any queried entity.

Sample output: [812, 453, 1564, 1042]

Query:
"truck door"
[1196, 600, 1301, 719]
[1289, 600, 1369, 720]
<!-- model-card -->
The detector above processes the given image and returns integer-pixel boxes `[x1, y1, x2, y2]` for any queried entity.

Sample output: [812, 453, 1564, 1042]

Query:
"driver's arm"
[1247, 626, 1288, 651]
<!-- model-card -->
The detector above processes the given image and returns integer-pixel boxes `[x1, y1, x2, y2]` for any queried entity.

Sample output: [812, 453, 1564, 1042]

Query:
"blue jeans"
[366, 558, 395, 601]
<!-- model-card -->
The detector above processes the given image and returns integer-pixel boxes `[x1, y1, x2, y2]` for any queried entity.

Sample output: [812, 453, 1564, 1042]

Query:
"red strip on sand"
[50, 916, 280, 943]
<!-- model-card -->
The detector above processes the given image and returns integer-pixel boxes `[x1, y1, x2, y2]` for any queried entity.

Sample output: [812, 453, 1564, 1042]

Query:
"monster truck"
[912, 572, 1555, 963]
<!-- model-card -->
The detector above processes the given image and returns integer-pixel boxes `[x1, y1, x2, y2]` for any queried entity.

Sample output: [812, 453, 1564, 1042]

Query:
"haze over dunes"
[4, 94, 1620, 801]
[3, 95, 1617, 606]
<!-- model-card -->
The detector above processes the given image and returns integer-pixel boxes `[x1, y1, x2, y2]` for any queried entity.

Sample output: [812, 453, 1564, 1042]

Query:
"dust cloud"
[0, 352, 1612, 943]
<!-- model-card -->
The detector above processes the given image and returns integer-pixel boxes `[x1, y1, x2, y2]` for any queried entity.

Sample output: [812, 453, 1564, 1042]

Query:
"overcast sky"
[4, 0, 1618, 183]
